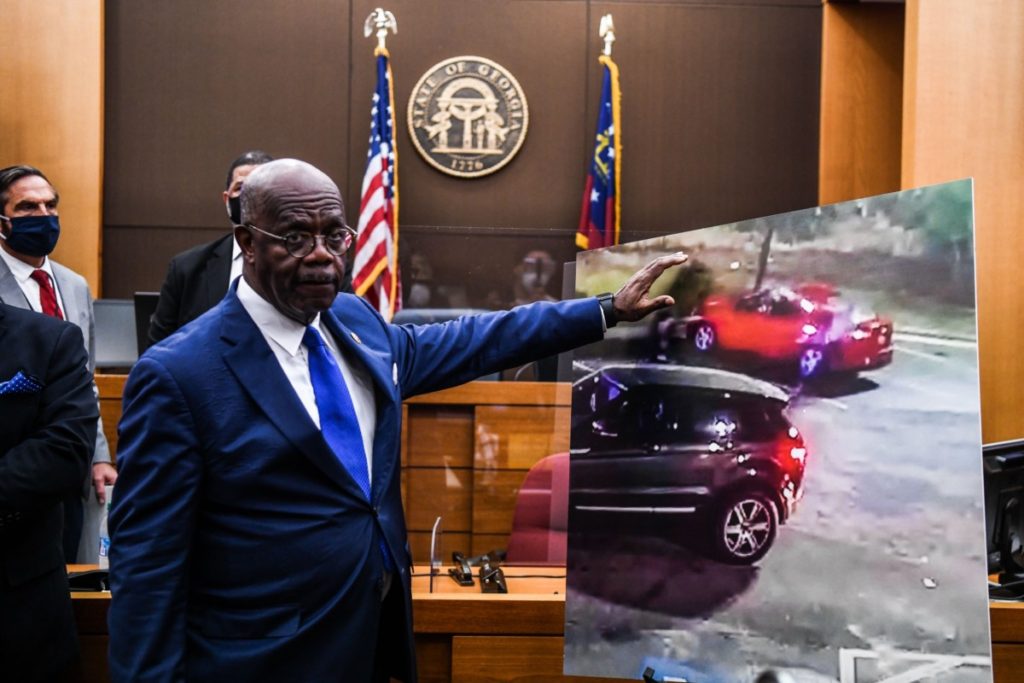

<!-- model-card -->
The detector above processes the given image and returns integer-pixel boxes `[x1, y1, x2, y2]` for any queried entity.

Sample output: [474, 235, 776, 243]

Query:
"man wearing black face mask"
[148, 150, 276, 344]
[0, 164, 114, 564]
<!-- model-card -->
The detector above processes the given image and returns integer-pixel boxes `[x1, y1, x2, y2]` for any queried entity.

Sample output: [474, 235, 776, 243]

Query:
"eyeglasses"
[246, 223, 356, 258]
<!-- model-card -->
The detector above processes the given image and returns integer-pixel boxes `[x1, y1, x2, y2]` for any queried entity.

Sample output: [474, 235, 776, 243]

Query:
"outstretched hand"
[612, 252, 688, 323]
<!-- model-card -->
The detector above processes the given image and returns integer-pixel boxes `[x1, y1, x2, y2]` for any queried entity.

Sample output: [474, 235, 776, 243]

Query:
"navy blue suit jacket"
[108, 288, 603, 682]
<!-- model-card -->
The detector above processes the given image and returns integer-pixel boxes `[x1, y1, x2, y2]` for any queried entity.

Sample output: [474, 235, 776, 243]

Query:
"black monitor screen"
[983, 438, 1024, 576]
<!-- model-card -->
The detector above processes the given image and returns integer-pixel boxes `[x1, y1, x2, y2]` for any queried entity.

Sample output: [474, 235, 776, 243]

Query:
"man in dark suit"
[109, 159, 685, 682]
[0, 164, 114, 563]
[147, 150, 275, 344]
[0, 302, 98, 682]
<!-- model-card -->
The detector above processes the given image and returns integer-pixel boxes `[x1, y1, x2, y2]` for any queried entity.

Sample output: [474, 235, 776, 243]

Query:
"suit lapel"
[0, 258, 30, 310]
[320, 311, 398, 504]
[49, 264, 82, 325]
[204, 235, 234, 311]
[219, 291, 368, 503]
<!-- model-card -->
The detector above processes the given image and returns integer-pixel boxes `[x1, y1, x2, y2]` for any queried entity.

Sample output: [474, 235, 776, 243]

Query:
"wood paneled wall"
[819, 2, 904, 205]
[0, 0, 104, 293]
[900, 0, 1024, 442]
[102, 0, 822, 301]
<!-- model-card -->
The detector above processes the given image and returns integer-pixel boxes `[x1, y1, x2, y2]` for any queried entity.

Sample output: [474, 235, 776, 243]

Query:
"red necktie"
[29, 269, 64, 320]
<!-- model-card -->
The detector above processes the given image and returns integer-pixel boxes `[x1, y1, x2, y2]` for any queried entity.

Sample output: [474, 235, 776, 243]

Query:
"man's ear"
[222, 190, 230, 205]
[233, 225, 255, 263]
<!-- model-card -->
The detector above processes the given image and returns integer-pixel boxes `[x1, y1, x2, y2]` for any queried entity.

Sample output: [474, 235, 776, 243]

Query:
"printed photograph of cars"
[687, 283, 893, 381]
[564, 180, 993, 682]
[571, 364, 807, 565]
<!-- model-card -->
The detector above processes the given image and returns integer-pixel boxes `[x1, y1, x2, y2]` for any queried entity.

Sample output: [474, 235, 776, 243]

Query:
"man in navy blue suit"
[108, 159, 685, 682]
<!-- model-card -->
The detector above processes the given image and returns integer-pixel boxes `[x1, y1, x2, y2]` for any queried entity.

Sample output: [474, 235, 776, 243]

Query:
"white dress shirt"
[0, 246, 66, 316]
[229, 237, 243, 286]
[236, 277, 377, 481]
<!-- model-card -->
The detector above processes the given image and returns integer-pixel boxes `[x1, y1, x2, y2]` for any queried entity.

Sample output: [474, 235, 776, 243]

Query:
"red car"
[687, 283, 893, 379]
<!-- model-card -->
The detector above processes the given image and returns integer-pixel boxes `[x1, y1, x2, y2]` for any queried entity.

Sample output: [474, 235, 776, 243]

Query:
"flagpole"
[355, 8, 402, 320]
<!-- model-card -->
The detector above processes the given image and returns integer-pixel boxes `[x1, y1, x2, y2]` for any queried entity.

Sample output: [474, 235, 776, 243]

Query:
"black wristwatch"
[596, 292, 618, 328]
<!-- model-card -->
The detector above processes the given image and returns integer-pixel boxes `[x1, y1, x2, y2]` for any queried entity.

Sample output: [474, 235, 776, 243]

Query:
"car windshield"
[736, 294, 766, 313]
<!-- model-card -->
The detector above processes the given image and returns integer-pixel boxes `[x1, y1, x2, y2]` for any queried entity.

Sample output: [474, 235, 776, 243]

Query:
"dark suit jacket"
[0, 303, 98, 681]
[149, 233, 354, 344]
[148, 234, 235, 344]
[109, 287, 603, 682]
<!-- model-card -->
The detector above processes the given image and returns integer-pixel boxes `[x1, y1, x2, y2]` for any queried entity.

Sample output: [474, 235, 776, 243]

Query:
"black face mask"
[227, 196, 242, 226]
[1, 215, 61, 257]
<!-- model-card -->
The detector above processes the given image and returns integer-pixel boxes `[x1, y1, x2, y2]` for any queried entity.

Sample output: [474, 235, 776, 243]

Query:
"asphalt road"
[564, 336, 993, 683]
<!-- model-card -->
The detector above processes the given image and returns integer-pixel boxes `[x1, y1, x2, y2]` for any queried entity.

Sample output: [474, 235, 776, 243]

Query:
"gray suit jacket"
[0, 256, 112, 561]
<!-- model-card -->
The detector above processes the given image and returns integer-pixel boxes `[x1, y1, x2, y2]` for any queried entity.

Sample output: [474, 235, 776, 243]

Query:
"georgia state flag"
[577, 55, 621, 251]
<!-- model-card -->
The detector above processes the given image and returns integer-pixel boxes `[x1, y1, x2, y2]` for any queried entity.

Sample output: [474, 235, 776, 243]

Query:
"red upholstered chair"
[505, 452, 569, 565]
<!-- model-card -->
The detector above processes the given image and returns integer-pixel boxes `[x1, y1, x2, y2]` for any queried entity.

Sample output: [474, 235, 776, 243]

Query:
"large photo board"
[565, 180, 991, 682]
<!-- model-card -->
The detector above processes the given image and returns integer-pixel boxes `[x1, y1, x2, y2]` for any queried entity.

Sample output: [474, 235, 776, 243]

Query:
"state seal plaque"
[407, 56, 529, 178]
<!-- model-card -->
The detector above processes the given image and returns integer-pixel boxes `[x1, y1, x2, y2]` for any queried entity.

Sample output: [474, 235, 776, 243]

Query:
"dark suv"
[569, 363, 807, 564]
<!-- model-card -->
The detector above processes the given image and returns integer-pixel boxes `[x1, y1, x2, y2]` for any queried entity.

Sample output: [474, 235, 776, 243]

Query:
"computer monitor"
[134, 292, 160, 356]
[983, 438, 1024, 596]
[93, 299, 138, 369]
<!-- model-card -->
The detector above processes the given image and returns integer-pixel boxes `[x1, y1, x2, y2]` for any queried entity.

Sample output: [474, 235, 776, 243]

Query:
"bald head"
[234, 159, 351, 324]
[240, 159, 344, 227]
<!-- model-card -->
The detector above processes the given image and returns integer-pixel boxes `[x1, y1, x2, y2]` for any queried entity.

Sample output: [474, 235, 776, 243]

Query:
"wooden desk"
[69, 565, 614, 683]
[70, 565, 1024, 682]
[991, 601, 1024, 681]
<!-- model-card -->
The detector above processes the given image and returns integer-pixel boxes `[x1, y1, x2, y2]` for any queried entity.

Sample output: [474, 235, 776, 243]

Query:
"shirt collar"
[0, 245, 52, 284]
[236, 276, 320, 358]
[231, 236, 242, 261]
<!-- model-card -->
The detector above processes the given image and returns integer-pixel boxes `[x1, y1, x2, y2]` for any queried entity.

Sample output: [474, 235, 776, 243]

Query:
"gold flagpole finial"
[599, 14, 616, 57]
[364, 8, 398, 51]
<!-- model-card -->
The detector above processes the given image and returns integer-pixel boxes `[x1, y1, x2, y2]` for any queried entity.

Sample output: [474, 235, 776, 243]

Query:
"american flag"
[576, 55, 621, 251]
[353, 47, 401, 320]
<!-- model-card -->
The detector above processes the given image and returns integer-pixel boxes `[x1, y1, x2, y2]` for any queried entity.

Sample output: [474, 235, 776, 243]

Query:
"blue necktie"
[303, 326, 370, 499]
[303, 327, 394, 572]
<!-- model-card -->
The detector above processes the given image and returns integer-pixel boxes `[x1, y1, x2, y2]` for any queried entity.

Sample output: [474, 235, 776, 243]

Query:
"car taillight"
[779, 426, 807, 469]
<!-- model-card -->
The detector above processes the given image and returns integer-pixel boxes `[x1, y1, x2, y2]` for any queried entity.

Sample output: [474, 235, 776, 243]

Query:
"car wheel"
[712, 490, 778, 565]
[692, 322, 716, 353]
[798, 345, 827, 379]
